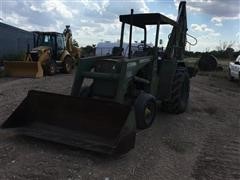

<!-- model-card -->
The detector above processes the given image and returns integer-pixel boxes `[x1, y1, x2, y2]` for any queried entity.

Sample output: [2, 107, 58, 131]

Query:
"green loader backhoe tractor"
[2, 1, 191, 154]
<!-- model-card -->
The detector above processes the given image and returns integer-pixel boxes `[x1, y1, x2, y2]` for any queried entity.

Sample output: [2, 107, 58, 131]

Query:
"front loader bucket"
[4, 61, 43, 78]
[1, 90, 136, 154]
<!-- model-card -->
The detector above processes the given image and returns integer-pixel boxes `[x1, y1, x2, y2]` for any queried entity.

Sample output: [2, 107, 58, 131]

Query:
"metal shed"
[0, 22, 34, 61]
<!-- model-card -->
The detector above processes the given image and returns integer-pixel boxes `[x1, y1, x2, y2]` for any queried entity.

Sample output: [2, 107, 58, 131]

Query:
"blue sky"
[0, 0, 239, 52]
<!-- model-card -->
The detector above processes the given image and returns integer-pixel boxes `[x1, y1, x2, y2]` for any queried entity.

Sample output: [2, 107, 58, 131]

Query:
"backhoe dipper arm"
[165, 1, 187, 60]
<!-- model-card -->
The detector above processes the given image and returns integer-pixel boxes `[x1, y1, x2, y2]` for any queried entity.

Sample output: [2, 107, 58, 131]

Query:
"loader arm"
[64, 26, 81, 58]
[165, 1, 187, 60]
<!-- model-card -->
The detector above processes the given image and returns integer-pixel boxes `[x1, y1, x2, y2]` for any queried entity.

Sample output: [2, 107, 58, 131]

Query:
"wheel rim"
[144, 101, 155, 125]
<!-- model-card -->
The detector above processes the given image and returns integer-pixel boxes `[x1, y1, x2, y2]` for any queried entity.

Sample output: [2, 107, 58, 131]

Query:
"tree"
[72, 39, 79, 47]
[80, 45, 96, 57]
[225, 47, 234, 60]
[216, 40, 235, 51]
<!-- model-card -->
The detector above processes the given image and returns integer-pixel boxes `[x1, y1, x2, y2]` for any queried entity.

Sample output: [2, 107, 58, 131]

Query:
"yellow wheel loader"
[2, 1, 193, 155]
[4, 27, 77, 78]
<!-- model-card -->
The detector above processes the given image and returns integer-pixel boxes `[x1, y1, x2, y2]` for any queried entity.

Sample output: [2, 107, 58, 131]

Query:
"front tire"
[63, 56, 73, 73]
[45, 60, 56, 76]
[135, 93, 156, 129]
[162, 67, 190, 114]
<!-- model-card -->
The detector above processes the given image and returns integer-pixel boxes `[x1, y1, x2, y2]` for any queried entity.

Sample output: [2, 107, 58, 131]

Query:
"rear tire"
[63, 56, 73, 73]
[45, 60, 56, 76]
[135, 93, 156, 129]
[162, 67, 190, 114]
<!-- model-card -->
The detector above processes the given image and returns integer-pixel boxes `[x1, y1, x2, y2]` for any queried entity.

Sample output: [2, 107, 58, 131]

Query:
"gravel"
[0, 73, 239, 180]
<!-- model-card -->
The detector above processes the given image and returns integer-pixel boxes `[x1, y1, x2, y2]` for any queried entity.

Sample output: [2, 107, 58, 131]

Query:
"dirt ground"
[0, 73, 239, 180]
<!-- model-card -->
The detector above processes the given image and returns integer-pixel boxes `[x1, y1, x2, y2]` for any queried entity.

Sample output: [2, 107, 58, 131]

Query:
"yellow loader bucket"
[1, 90, 136, 154]
[4, 61, 43, 78]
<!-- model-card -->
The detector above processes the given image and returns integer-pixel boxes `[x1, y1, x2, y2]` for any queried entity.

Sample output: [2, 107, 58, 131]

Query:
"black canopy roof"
[32, 31, 62, 35]
[119, 13, 178, 28]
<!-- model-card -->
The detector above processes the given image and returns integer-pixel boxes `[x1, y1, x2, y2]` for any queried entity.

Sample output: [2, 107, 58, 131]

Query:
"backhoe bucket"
[1, 90, 136, 154]
[4, 61, 43, 78]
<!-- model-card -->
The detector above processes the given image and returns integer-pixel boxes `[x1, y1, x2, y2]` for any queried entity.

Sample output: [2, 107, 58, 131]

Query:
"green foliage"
[216, 40, 235, 51]
[72, 39, 79, 47]
[184, 50, 240, 60]
[80, 44, 96, 57]
[185, 40, 239, 60]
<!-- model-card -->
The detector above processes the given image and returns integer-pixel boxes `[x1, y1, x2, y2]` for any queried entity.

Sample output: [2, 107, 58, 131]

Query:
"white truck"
[228, 55, 240, 80]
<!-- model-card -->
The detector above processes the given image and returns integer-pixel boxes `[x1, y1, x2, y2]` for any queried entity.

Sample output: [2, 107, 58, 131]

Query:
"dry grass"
[185, 57, 230, 68]
[184, 57, 231, 79]
[197, 71, 228, 79]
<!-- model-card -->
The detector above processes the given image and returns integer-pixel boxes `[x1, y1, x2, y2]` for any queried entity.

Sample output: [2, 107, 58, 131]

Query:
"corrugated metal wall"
[0, 22, 34, 60]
